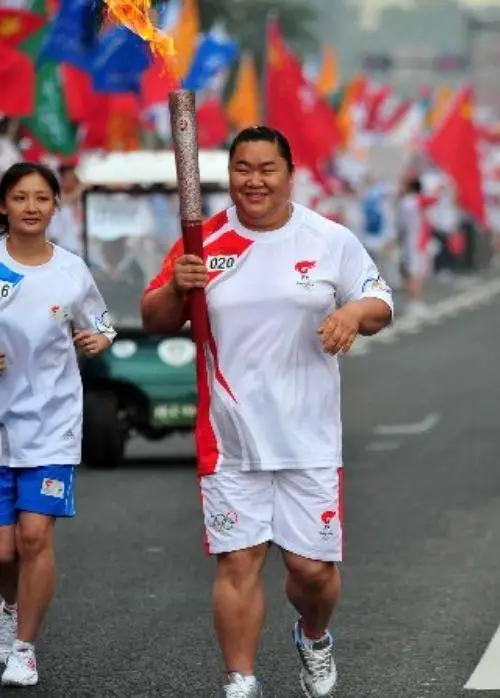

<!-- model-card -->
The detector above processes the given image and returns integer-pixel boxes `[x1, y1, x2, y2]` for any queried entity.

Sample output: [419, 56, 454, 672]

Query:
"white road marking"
[365, 440, 402, 452]
[465, 624, 500, 690]
[373, 413, 440, 436]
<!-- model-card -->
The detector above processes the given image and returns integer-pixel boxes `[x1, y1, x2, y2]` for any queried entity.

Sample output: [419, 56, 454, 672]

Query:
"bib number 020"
[207, 255, 237, 272]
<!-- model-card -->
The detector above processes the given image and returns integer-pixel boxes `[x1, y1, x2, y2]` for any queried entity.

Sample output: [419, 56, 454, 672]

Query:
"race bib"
[0, 263, 23, 305]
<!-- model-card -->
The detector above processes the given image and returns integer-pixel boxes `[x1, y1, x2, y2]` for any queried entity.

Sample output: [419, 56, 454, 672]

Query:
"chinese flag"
[197, 97, 229, 148]
[0, 9, 46, 48]
[265, 18, 339, 180]
[425, 86, 485, 225]
[0, 44, 35, 117]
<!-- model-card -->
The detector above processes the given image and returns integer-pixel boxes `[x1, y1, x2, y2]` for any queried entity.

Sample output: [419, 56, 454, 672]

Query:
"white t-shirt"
[147, 203, 393, 475]
[0, 238, 116, 468]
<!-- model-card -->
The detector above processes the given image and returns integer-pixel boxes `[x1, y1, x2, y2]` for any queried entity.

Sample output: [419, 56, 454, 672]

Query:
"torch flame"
[104, 0, 176, 65]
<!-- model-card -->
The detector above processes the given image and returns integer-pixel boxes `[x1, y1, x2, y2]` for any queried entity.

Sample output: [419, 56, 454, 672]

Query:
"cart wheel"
[82, 391, 126, 469]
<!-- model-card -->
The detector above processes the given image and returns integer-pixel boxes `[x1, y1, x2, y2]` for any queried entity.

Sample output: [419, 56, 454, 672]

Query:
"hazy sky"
[353, 0, 500, 29]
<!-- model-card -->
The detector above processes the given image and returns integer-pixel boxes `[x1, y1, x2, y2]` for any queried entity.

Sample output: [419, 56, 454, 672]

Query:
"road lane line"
[465, 624, 500, 690]
[373, 413, 440, 436]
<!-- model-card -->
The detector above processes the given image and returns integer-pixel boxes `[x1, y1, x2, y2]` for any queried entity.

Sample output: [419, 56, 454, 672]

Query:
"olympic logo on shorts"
[208, 511, 239, 533]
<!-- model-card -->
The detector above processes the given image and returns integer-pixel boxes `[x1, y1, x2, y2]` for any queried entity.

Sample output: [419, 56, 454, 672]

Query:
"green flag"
[20, 19, 78, 156]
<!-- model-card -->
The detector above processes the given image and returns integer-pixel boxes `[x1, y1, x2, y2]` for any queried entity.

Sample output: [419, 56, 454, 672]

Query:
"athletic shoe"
[1, 644, 38, 687]
[223, 672, 263, 697]
[294, 621, 337, 697]
[0, 604, 17, 664]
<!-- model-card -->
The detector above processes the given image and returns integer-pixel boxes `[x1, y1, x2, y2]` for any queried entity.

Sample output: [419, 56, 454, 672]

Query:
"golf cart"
[76, 150, 231, 468]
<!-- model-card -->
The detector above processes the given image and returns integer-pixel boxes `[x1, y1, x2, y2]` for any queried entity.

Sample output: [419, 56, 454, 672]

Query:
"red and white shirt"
[145, 204, 393, 476]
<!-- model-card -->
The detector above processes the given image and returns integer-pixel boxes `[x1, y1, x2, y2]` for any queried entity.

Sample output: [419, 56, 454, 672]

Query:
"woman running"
[0, 161, 116, 687]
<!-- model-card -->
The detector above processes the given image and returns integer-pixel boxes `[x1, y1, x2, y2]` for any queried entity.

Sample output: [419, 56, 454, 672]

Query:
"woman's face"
[0, 172, 57, 238]
[229, 140, 293, 229]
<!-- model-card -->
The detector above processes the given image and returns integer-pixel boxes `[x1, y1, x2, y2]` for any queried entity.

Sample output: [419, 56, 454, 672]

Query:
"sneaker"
[1, 644, 38, 687]
[294, 621, 337, 697]
[223, 673, 263, 697]
[0, 604, 17, 664]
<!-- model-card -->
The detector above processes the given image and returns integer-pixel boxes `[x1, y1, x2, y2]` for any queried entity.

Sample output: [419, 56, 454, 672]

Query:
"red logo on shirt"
[295, 260, 316, 276]
[295, 260, 316, 289]
[321, 510, 336, 525]
[49, 305, 60, 317]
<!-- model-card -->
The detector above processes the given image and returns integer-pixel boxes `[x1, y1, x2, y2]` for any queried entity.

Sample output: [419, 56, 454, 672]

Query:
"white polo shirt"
[0, 238, 116, 468]
[146, 203, 393, 475]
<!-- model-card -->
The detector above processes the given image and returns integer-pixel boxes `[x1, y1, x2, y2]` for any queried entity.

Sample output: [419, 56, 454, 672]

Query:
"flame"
[103, 0, 176, 65]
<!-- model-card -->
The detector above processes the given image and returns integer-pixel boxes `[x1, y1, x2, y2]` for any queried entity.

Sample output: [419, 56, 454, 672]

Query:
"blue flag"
[183, 30, 238, 92]
[38, 0, 96, 71]
[91, 25, 150, 93]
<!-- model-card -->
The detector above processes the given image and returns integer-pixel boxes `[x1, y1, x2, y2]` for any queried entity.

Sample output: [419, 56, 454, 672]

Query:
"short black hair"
[229, 126, 295, 173]
[0, 161, 61, 235]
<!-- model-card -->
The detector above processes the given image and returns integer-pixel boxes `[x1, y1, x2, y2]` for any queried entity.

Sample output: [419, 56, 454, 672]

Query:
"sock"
[299, 621, 332, 649]
[227, 673, 257, 686]
[13, 640, 34, 653]
[3, 602, 17, 615]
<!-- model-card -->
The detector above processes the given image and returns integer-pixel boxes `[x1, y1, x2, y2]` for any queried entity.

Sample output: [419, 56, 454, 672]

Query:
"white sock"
[301, 626, 330, 649]
[13, 640, 34, 653]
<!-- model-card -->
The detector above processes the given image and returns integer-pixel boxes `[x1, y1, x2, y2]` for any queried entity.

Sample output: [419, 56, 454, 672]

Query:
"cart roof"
[76, 149, 229, 187]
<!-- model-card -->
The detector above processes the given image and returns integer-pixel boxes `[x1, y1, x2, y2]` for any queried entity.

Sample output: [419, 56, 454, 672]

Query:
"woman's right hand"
[172, 255, 208, 295]
[0, 353, 6, 375]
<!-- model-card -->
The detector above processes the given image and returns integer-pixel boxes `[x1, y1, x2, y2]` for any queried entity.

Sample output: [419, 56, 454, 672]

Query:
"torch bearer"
[168, 90, 210, 345]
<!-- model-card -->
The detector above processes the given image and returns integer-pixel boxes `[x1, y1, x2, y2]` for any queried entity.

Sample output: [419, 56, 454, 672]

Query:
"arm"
[318, 229, 393, 355]
[141, 281, 188, 334]
[141, 239, 207, 335]
[72, 261, 116, 357]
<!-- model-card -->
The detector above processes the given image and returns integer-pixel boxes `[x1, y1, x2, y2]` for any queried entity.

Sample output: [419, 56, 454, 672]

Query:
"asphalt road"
[6, 269, 500, 698]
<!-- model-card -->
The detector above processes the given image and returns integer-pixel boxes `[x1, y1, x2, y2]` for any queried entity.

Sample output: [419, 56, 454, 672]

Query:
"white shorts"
[200, 467, 344, 562]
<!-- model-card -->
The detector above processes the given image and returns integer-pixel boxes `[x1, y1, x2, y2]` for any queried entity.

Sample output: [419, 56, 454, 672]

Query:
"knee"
[216, 544, 267, 590]
[287, 556, 336, 592]
[16, 525, 52, 560]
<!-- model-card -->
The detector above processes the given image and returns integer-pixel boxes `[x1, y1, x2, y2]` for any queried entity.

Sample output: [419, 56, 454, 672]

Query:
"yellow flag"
[227, 52, 262, 130]
[315, 44, 339, 97]
[430, 86, 454, 128]
[172, 0, 200, 80]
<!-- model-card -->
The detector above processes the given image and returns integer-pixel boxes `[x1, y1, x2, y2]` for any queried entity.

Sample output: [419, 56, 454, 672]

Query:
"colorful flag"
[315, 44, 339, 97]
[265, 18, 339, 179]
[227, 52, 262, 130]
[91, 25, 150, 93]
[183, 27, 238, 93]
[171, 0, 200, 80]
[197, 97, 229, 148]
[20, 26, 77, 155]
[425, 86, 485, 225]
[0, 8, 45, 46]
[37, 0, 95, 70]
[0, 43, 35, 116]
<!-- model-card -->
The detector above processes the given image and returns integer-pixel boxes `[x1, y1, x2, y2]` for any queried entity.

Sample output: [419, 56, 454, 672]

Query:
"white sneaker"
[294, 621, 337, 697]
[1, 644, 38, 687]
[0, 604, 17, 663]
[223, 673, 263, 697]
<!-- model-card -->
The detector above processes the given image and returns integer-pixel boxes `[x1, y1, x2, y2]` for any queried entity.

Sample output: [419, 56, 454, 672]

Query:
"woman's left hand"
[317, 307, 360, 355]
[73, 331, 111, 358]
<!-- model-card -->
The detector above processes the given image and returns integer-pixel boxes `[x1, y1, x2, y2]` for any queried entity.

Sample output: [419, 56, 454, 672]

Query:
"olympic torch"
[168, 90, 209, 344]
[101, 0, 209, 344]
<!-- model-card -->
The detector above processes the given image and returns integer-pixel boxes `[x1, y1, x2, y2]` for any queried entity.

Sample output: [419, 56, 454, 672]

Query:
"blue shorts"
[0, 465, 76, 526]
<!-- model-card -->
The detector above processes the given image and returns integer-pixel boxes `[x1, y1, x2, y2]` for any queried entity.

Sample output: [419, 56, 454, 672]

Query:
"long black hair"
[0, 161, 61, 236]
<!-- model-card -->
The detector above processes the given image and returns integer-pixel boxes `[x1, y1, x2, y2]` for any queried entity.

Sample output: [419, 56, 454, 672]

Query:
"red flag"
[0, 44, 35, 117]
[425, 86, 485, 225]
[61, 65, 98, 123]
[196, 98, 229, 149]
[141, 55, 177, 111]
[264, 18, 339, 182]
[0, 9, 46, 48]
